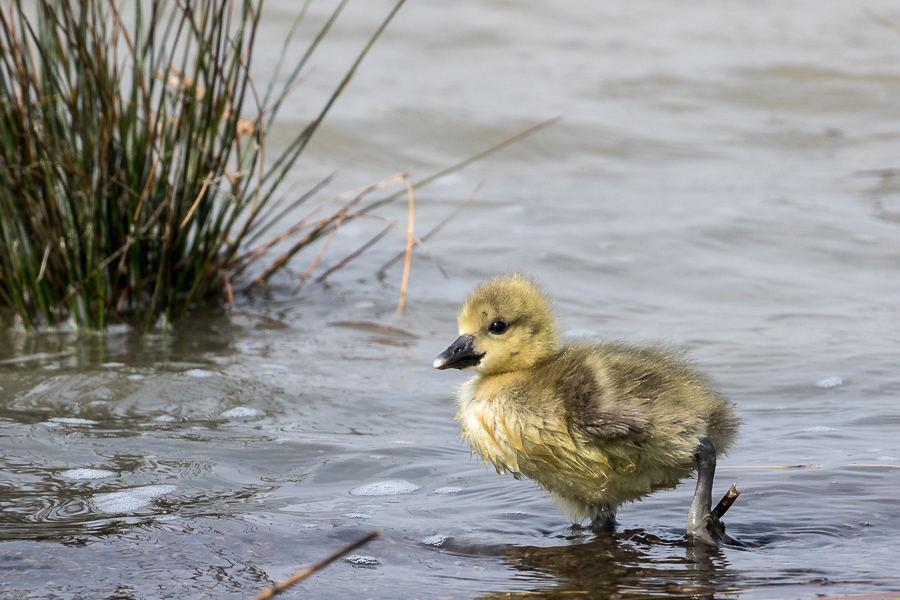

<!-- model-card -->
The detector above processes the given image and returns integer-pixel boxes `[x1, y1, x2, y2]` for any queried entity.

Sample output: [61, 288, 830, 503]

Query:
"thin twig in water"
[711, 483, 741, 519]
[248, 530, 379, 600]
[359, 117, 561, 215]
[353, 213, 446, 276]
[316, 224, 392, 283]
[864, 8, 900, 35]
[328, 321, 419, 338]
[293, 197, 361, 293]
[805, 592, 900, 600]
[377, 182, 481, 279]
[855, 168, 900, 177]
[395, 174, 415, 313]
[719, 464, 820, 469]
[247, 175, 410, 288]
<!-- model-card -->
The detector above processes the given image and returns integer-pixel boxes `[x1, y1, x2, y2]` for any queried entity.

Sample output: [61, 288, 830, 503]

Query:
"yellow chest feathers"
[455, 379, 525, 475]
[454, 377, 598, 479]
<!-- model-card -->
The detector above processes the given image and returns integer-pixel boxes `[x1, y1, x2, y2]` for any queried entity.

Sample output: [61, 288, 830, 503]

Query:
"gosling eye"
[488, 320, 508, 335]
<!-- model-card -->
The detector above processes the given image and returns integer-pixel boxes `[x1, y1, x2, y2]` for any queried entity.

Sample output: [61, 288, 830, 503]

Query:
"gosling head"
[433, 274, 560, 376]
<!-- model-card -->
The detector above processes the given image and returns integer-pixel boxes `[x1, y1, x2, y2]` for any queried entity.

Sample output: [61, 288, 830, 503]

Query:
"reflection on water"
[4, 0, 900, 597]
[442, 530, 742, 600]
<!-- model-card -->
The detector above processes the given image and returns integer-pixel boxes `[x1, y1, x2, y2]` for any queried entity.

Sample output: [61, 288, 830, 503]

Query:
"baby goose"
[433, 275, 740, 543]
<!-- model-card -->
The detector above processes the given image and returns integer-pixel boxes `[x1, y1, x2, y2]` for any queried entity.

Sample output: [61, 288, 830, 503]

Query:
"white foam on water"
[816, 377, 843, 388]
[92, 484, 177, 514]
[433, 487, 462, 494]
[350, 480, 421, 496]
[345, 555, 378, 565]
[47, 417, 98, 425]
[184, 369, 213, 378]
[341, 513, 372, 519]
[61, 468, 115, 480]
[422, 535, 449, 546]
[102, 362, 125, 368]
[878, 456, 899, 462]
[154, 415, 177, 422]
[804, 426, 838, 433]
[391, 440, 414, 445]
[220, 407, 262, 418]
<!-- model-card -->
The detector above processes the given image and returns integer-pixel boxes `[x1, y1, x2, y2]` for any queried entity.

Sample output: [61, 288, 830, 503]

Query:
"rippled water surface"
[3, 0, 900, 598]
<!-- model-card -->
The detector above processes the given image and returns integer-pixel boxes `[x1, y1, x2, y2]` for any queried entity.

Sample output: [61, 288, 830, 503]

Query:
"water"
[3, 0, 900, 597]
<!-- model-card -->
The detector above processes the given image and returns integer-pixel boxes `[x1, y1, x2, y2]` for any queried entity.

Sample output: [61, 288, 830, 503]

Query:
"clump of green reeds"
[0, 0, 406, 332]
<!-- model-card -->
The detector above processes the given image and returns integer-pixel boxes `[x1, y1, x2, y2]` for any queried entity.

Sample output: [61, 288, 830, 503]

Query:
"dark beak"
[433, 335, 484, 370]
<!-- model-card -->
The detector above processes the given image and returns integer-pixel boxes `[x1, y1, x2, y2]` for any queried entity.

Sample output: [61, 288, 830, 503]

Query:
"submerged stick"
[720, 464, 819, 469]
[711, 483, 741, 519]
[328, 320, 419, 338]
[249, 530, 380, 600]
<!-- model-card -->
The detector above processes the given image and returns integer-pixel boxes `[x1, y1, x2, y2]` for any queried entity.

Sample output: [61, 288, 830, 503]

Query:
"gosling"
[433, 274, 740, 543]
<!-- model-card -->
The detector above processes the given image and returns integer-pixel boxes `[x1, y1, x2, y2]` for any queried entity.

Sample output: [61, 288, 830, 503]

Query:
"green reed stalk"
[0, 0, 406, 332]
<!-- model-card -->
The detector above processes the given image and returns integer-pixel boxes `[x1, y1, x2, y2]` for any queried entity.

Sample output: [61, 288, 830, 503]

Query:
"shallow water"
[3, 0, 900, 598]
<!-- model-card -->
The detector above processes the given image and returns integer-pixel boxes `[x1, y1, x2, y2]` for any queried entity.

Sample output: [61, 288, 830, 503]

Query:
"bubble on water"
[154, 415, 177, 423]
[92, 484, 177, 514]
[220, 406, 263, 418]
[61, 468, 116, 480]
[345, 555, 378, 565]
[350, 480, 421, 496]
[185, 369, 213, 378]
[47, 417, 99, 425]
[803, 426, 837, 433]
[422, 534, 449, 546]
[342, 513, 372, 519]
[433, 487, 462, 494]
[816, 377, 843, 388]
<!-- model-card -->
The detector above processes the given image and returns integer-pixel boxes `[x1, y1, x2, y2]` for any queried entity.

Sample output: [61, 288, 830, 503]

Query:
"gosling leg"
[686, 437, 736, 544]
[590, 512, 616, 534]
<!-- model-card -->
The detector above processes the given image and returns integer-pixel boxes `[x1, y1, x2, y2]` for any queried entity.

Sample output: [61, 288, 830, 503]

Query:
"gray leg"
[686, 437, 736, 544]
[590, 506, 617, 534]
[590, 514, 616, 534]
